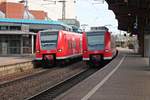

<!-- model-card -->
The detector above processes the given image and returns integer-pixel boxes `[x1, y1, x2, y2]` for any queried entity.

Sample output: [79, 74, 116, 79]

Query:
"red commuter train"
[82, 27, 117, 67]
[35, 30, 82, 67]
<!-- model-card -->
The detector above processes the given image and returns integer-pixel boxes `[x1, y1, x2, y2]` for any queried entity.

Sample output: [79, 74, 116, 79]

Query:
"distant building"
[0, 1, 48, 20]
[0, 2, 25, 19]
[0, 1, 55, 55]
[90, 26, 109, 31]
[27, 0, 76, 20]
[0, 0, 77, 55]
[0, 0, 6, 3]
[1, 0, 76, 20]
[0, 18, 72, 55]
[58, 19, 80, 32]
[29, 10, 48, 20]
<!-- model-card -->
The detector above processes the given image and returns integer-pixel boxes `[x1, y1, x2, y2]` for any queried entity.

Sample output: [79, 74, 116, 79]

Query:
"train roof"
[86, 30, 107, 33]
[39, 29, 60, 32]
[0, 18, 72, 28]
[39, 29, 82, 35]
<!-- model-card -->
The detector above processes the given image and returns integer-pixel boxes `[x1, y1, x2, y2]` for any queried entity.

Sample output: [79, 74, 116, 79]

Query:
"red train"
[35, 30, 82, 67]
[82, 27, 117, 67]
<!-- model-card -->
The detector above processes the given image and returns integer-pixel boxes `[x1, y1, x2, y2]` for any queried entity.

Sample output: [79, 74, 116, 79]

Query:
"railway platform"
[0, 55, 34, 66]
[0, 55, 35, 76]
[55, 48, 150, 100]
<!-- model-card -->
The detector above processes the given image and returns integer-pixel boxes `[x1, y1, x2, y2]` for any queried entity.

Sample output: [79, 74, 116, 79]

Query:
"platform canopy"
[105, 0, 150, 56]
[106, 0, 150, 33]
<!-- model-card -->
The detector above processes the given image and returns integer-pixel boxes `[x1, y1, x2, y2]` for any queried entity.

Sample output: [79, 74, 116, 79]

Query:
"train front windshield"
[86, 31, 104, 50]
[40, 32, 58, 50]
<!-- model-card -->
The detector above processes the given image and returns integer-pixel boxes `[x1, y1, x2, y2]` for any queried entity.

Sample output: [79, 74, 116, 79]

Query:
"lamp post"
[19, 0, 30, 19]
[43, 0, 67, 20]
[58, 0, 66, 20]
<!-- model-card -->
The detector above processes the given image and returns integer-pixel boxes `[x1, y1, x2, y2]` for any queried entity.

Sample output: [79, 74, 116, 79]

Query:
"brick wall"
[0, 1, 48, 20]
[6, 2, 24, 19]
[29, 10, 47, 20]
[0, 0, 6, 4]
[0, 2, 6, 13]
[0, 2, 25, 19]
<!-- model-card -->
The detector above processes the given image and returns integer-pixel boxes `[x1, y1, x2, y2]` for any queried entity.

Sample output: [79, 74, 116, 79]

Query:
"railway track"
[26, 61, 110, 100]
[0, 68, 52, 88]
[26, 68, 99, 100]
[0, 59, 110, 100]
[0, 61, 87, 100]
[0, 59, 82, 88]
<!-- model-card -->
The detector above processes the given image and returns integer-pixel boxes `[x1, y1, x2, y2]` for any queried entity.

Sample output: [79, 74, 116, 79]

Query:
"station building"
[0, 1, 71, 55]
[58, 19, 80, 32]
[0, 18, 72, 55]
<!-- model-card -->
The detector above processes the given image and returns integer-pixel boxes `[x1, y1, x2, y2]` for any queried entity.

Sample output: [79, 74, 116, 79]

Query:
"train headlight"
[83, 50, 87, 53]
[57, 49, 62, 52]
[105, 49, 110, 52]
[36, 50, 40, 53]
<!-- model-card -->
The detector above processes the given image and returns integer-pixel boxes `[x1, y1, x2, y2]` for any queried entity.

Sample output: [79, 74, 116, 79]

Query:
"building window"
[0, 26, 21, 31]
[0, 26, 8, 30]
[10, 26, 21, 31]
[23, 35, 32, 54]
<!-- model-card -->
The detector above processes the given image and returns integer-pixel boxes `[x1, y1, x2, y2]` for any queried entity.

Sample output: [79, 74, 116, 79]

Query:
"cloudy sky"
[7, 0, 119, 33]
[75, 0, 118, 33]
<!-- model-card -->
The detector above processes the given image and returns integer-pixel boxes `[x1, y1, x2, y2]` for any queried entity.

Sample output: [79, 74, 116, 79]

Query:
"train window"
[80, 39, 82, 48]
[79, 41, 81, 48]
[86, 31, 104, 50]
[72, 40, 76, 48]
[74, 41, 76, 48]
[68, 40, 70, 49]
[40, 32, 58, 50]
[68, 40, 69, 49]
[68, 40, 72, 49]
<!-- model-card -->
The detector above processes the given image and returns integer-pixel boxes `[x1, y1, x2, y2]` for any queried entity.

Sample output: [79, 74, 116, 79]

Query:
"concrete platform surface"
[0, 55, 34, 66]
[55, 48, 150, 100]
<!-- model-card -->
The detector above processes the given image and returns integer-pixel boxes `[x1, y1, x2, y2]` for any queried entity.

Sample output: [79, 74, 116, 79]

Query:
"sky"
[75, 0, 119, 33]
[7, 0, 119, 34]
[7, 0, 76, 20]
